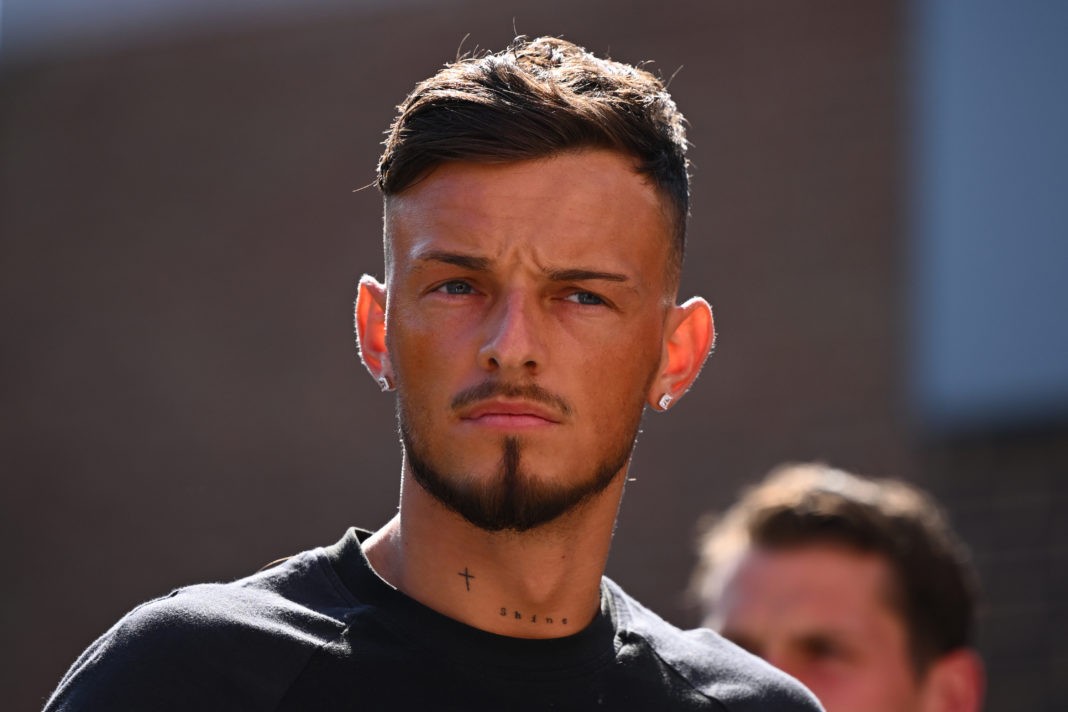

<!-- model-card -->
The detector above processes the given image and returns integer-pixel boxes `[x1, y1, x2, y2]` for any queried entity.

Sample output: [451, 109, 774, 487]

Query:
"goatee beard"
[402, 427, 631, 533]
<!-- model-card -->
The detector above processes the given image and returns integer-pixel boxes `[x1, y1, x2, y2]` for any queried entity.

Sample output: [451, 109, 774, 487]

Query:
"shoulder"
[604, 579, 823, 712]
[652, 626, 823, 711]
[103, 549, 351, 654]
[45, 549, 353, 711]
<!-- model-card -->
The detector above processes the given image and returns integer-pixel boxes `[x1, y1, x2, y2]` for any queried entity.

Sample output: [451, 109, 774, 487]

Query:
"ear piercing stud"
[657, 393, 673, 410]
[378, 376, 394, 392]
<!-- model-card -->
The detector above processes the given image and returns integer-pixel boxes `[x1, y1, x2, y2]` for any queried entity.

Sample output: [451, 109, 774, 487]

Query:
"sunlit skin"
[384, 151, 673, 507]
[355, 149, 714, 637]
[711, 545, 972, 712]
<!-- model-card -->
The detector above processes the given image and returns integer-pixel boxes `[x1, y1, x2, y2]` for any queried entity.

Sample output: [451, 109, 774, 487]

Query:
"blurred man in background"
[692, 463, 985, 712]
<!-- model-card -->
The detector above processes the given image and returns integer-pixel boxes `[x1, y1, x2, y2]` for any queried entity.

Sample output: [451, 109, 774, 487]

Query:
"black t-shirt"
[45, 528, 821, 711]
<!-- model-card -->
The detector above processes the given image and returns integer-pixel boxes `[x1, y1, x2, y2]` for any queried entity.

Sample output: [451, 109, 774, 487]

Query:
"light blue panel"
[911, 0, 1068, 431]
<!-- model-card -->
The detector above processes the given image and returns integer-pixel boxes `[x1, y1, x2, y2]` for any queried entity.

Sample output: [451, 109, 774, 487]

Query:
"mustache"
[450, 380, 573, 418]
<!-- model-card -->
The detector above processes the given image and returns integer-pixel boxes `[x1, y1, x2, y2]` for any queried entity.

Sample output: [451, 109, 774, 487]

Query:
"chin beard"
[401, 427, 633, 533]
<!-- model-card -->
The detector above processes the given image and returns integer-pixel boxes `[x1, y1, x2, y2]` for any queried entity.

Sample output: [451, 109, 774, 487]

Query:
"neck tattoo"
[458, 567, 475, 592]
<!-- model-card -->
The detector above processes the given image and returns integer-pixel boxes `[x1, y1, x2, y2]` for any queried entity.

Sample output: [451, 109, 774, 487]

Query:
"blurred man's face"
[711, 545, 929, 712]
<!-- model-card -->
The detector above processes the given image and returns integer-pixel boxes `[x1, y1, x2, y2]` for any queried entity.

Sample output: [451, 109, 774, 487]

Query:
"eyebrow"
[546, 268, 630, 284]
[415, 250, 491, 271]
[415, 250, 632, 284]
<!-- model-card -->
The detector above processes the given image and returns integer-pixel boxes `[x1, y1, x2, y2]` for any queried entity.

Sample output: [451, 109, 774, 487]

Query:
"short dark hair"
[693, 463, 980, 676]
[377, 36, 690, 269]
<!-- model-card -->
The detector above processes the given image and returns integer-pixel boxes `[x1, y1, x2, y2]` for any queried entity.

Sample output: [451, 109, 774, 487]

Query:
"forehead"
[383, 149, 674, 276]
[718, 545, 902, 635]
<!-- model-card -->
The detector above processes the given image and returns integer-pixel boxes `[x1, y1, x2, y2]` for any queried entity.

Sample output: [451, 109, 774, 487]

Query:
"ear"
[919, 648, 985, 712]
[647, 297, 715, 411]
[355, 274, 393, 386]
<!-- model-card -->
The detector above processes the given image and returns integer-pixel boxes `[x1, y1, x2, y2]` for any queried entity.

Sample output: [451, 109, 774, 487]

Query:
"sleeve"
[42, 585, 323, 712]
[43, 592, 220, 711]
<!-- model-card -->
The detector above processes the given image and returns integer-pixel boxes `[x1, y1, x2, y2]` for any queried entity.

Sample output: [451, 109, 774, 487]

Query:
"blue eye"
[437, 280, 475, 295]
[566, 292, 605, 306]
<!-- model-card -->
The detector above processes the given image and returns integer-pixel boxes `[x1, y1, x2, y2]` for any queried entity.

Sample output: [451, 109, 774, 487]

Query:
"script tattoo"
[498, 607, 568, 626]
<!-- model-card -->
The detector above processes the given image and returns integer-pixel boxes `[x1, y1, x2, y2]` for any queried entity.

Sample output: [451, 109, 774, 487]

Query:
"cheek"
[385, 324, 420, 384]
[387, 310, 465, 385]
[573, 345, 660, 429]
[605, 326, 664, 394]
[787, 668, 872, 712]
[804, 659, 919, 712]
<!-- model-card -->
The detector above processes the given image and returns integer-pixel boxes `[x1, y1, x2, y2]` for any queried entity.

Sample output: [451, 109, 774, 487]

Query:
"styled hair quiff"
[376, 36, 691, 267]
[693, 463, 980, 676]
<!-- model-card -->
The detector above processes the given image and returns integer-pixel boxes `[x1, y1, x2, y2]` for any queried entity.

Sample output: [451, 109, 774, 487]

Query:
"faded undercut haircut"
[692, 463, 980, 676]
[376, 35, 690, 271]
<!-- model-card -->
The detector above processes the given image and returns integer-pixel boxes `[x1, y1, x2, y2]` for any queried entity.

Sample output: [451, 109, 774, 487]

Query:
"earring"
[657, 393, 673, 410]
[378, 375, 394, 392]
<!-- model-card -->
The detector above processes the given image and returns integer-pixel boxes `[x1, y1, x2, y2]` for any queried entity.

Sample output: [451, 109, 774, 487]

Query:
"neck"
[362, 466, 627, 639]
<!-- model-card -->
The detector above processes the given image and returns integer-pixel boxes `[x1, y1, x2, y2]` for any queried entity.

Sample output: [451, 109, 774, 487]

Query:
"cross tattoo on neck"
[458, 567, 475, 592]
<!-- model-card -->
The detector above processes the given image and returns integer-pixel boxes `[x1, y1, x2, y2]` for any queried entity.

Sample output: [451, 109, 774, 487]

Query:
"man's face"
[382, 149, 676, 531]
[712, 545, 929, 712]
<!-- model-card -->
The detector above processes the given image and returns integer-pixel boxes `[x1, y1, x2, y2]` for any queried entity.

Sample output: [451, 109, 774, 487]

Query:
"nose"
[478, 290, 544, 374]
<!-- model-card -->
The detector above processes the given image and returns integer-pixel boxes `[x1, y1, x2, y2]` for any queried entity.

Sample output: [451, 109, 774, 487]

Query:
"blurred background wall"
[2, 1, 1065, 709]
